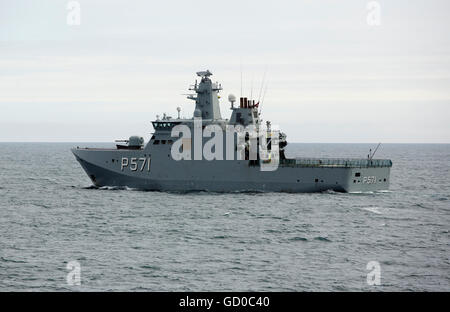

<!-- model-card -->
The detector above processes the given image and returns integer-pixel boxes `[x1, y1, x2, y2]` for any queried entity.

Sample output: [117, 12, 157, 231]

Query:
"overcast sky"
[0, 0, 449, 142]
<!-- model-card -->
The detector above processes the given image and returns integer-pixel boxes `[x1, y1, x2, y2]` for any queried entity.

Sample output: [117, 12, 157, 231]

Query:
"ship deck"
[73, 147, 142, 151]
[281, 158, 392, 168]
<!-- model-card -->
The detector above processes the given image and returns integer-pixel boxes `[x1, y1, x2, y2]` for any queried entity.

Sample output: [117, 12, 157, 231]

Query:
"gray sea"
[0, 143, 449, 291]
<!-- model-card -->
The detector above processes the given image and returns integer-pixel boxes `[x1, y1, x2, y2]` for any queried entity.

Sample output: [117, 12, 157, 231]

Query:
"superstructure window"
[152, 122, 180, 130]
[153, 140, 160, 145]
[161, 140, 166, 144]
[355, 172, 361, 177]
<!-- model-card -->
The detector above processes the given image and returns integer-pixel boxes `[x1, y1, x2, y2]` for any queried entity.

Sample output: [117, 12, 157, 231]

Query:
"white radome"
[228, 94, 236, 103]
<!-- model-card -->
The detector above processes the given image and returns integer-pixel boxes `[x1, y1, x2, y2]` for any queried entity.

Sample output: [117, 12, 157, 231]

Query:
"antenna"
[176, 107, 181, 119]
[369, 143, 381, 160]
[257, 83, 269, 116]
[260, 83, 269, 108]
[250, 73, 254, 101]
[240, 61, 243, 97]
[257, 65, 268, 103]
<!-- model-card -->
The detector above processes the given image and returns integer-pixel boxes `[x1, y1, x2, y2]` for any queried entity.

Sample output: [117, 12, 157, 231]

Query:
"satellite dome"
[228, 94, 236, 103]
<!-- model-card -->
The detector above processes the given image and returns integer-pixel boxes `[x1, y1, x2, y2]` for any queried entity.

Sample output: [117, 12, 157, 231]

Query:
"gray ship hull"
[72, 147, 391, 193]
[71, 70, 392, 193]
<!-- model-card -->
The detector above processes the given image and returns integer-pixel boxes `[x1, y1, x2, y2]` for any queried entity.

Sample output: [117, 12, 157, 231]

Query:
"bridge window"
[153, 140, 160, 145]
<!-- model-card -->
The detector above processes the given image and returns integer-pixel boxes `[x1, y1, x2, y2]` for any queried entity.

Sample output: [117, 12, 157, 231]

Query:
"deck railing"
[281, 158, 392, 168]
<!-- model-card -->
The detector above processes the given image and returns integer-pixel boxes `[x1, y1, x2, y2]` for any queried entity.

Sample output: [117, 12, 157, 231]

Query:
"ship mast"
[187, 70, 222, 120]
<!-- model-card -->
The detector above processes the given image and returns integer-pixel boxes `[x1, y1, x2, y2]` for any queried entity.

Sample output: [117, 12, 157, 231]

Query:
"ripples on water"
[0, 143, 449, 291]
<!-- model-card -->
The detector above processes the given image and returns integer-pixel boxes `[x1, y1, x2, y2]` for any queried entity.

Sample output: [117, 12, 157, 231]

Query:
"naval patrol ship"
[72, 70, 392, 193]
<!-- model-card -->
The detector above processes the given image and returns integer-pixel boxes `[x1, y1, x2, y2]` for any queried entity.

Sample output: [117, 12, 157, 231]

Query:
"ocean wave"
[289, 236, 308, 242]
[361, 207, 384, 214]
[314, 236, 332, 242]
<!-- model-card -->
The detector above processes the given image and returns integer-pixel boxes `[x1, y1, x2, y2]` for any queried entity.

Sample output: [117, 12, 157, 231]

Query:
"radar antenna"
[196, 70, 212, 78]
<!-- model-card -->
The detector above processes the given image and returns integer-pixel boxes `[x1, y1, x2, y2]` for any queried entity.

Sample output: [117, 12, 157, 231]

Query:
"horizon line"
[0, 141, 449, 144]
